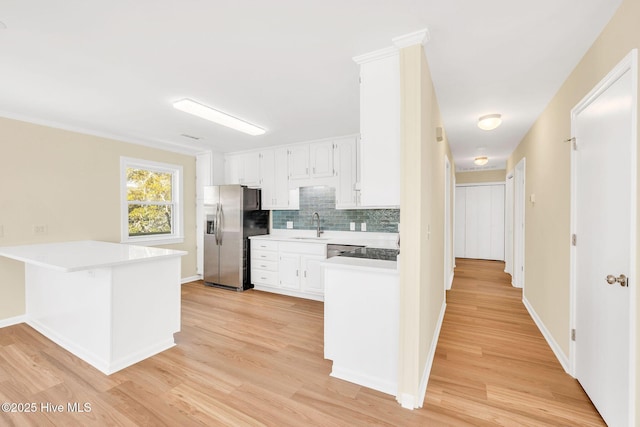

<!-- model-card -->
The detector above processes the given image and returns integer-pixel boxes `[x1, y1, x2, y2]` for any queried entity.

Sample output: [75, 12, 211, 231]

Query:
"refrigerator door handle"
[214, 204, 220, 245]
[217, 204, 224, 245]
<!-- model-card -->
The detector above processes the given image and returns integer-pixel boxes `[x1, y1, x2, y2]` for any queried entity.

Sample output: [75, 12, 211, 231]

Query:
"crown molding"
[352, 46, 399, 64]
[392, 28, 430, 49]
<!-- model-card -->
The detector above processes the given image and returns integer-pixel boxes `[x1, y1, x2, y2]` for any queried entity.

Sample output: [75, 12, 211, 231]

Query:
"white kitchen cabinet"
[334, 137, 358, 209]
[224, 152, 260, 187]
[242, 152, 260, 186]
[309, 141, 335, 178]
[259, 149, 275, 209]
[288, 145, 310, 180]
[323, 259, 399, 395]
[278, 252, 301, 290]
[260, 148, 298, 210]
[354, 48, 400, 208]
[250, 238, 326, 301]
[224, 154, 241, 184]
[301, 254, 326, 295]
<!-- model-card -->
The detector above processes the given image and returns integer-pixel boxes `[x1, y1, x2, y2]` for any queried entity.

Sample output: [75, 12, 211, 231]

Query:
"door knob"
[606, 274, 628, 287]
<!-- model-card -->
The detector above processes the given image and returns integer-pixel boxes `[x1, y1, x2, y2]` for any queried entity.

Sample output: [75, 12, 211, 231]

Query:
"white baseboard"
[447, 272, 454, 290]
[0, 314, 27, 328]
[522, 296, 570, 373]
[416, 300, 447, 408]
[181, 275, 201, 284]
[330, 366, 396, 397]
[398, 300, 447, 410]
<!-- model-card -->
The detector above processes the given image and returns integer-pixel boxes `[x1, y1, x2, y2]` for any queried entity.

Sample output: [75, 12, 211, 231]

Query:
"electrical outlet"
[360, 223, 367, 232]
[286, 221, 293, 229]
[33, 224, 47, 234]
[350, 222, 355, 231]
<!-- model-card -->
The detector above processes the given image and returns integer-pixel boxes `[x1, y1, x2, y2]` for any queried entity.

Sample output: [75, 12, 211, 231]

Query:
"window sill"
[122, 236, 185, 247]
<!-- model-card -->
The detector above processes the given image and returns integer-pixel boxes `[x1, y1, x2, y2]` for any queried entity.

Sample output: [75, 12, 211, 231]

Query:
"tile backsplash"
[271, 186, 399, 233]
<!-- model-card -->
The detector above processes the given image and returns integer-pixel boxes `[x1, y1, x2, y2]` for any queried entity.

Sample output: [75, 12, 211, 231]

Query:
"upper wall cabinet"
[309, 141, 335, 178]
[260, 148, 298, 210]
[354, 47, 400, 208]
[288, 145, 310, 180]
[288, 141, 335, 180]
[334, 136, 359, 209]
[224, 152, 260, 187]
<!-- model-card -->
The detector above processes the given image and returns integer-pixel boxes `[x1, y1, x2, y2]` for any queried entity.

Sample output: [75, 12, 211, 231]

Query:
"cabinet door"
[301, 254, 326, 295]
[334, 137, 358, 208]
[278, 253, 301, 290]
[359, 53, 400, 207]
[241, 152, 261, 187]
[273, 147, 290, 208]
[310, 141, 334, 178]
[224, 154, 241, 184]
[288, 145, 310, 180]
[259, 150, 275, 209]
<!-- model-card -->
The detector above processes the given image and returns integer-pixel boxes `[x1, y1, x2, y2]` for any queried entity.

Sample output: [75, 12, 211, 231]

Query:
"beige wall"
[456, 169, 506, 184]
[506, 0, 639, 417]
[0, 117, 197, 321]
[398, 44, 453, 405]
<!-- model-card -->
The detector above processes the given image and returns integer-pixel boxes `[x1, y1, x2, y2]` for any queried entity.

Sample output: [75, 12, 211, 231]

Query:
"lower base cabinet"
[250, 240, 326, 301]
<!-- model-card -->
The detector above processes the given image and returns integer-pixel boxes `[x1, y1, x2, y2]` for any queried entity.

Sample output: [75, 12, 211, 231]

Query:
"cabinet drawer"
[252, 259, 277, 272]
[252, 250, 278, 262]
[252, 240, 278, 251]
[251, 269, 278, 286]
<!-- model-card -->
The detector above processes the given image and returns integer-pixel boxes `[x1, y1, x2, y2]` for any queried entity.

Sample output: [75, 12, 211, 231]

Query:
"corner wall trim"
[522, 296, 570, 373]
[0, 315, 27, 328]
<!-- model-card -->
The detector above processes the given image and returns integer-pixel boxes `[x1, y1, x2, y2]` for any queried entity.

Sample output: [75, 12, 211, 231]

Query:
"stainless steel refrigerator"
[203, 185, 269, 290]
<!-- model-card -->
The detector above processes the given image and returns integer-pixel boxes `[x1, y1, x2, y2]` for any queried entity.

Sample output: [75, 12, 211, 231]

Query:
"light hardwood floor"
[0, 259, 604, 426]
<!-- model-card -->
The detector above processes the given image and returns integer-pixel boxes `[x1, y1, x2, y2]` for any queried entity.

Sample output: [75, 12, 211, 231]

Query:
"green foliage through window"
[127, 168, 173, 236]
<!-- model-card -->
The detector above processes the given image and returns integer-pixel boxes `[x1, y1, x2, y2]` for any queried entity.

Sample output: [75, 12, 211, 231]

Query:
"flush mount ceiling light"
[173, 98, 266, 136]
[477, 113, 502, 131]
[474, 156, 489, 166]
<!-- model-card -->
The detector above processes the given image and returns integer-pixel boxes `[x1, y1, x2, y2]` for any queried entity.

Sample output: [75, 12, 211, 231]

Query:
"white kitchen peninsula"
[0, 240, 186, 375]
[322, 255, 399, 396]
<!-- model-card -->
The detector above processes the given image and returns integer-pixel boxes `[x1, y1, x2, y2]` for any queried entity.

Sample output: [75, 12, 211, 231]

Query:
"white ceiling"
[0, 1, 623, 170]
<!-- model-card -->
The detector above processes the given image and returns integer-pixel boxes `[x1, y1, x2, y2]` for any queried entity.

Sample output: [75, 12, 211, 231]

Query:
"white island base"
[0, 241, 186, 375]
[323, 256, 399, 396]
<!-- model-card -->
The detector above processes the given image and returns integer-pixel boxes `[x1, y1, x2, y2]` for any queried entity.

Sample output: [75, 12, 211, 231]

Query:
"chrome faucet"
[311, 212, 322, 237]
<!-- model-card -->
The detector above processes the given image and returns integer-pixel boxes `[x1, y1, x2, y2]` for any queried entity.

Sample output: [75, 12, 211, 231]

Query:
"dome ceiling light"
[474, 156, 489, 166]
[477, 114, 502, 131]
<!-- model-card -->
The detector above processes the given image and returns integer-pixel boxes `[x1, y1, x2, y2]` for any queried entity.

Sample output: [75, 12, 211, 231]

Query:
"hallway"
[424, 258, 605, 426]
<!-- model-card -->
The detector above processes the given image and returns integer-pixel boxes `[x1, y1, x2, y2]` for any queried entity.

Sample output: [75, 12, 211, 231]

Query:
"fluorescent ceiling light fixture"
[474, 156, 489, 166]
[477, 114, 502, 131]
[173, 98, 266, 136]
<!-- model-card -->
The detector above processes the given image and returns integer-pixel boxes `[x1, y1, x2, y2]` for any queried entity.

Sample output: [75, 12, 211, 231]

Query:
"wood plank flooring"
[0, 259, 604, 426]
[424, 258, 604, 426]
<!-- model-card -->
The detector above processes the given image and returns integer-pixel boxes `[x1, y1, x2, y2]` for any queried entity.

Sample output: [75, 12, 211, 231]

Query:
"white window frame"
[120, 157, 184, 246]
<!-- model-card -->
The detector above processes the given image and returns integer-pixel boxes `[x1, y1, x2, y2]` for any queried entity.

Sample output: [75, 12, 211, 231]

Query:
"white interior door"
[572, 51, 636, 427]
[455, 184, 505, 261]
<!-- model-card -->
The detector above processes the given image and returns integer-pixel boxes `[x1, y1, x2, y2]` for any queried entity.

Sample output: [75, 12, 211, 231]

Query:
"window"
[120, 157, 183, 245]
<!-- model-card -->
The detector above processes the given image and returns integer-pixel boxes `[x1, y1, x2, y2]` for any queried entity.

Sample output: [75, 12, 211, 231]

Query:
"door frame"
[504, 172, 514, 276]
[568, 49, 637, 424]
[513, 158, 526, 289]
[444, 155, 453, 290]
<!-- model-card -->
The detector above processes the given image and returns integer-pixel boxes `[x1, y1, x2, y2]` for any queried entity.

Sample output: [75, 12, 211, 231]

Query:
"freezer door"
[203, 189, 220, 284]
[203, 232, 220, 284]
[218, 186, 243, 288]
